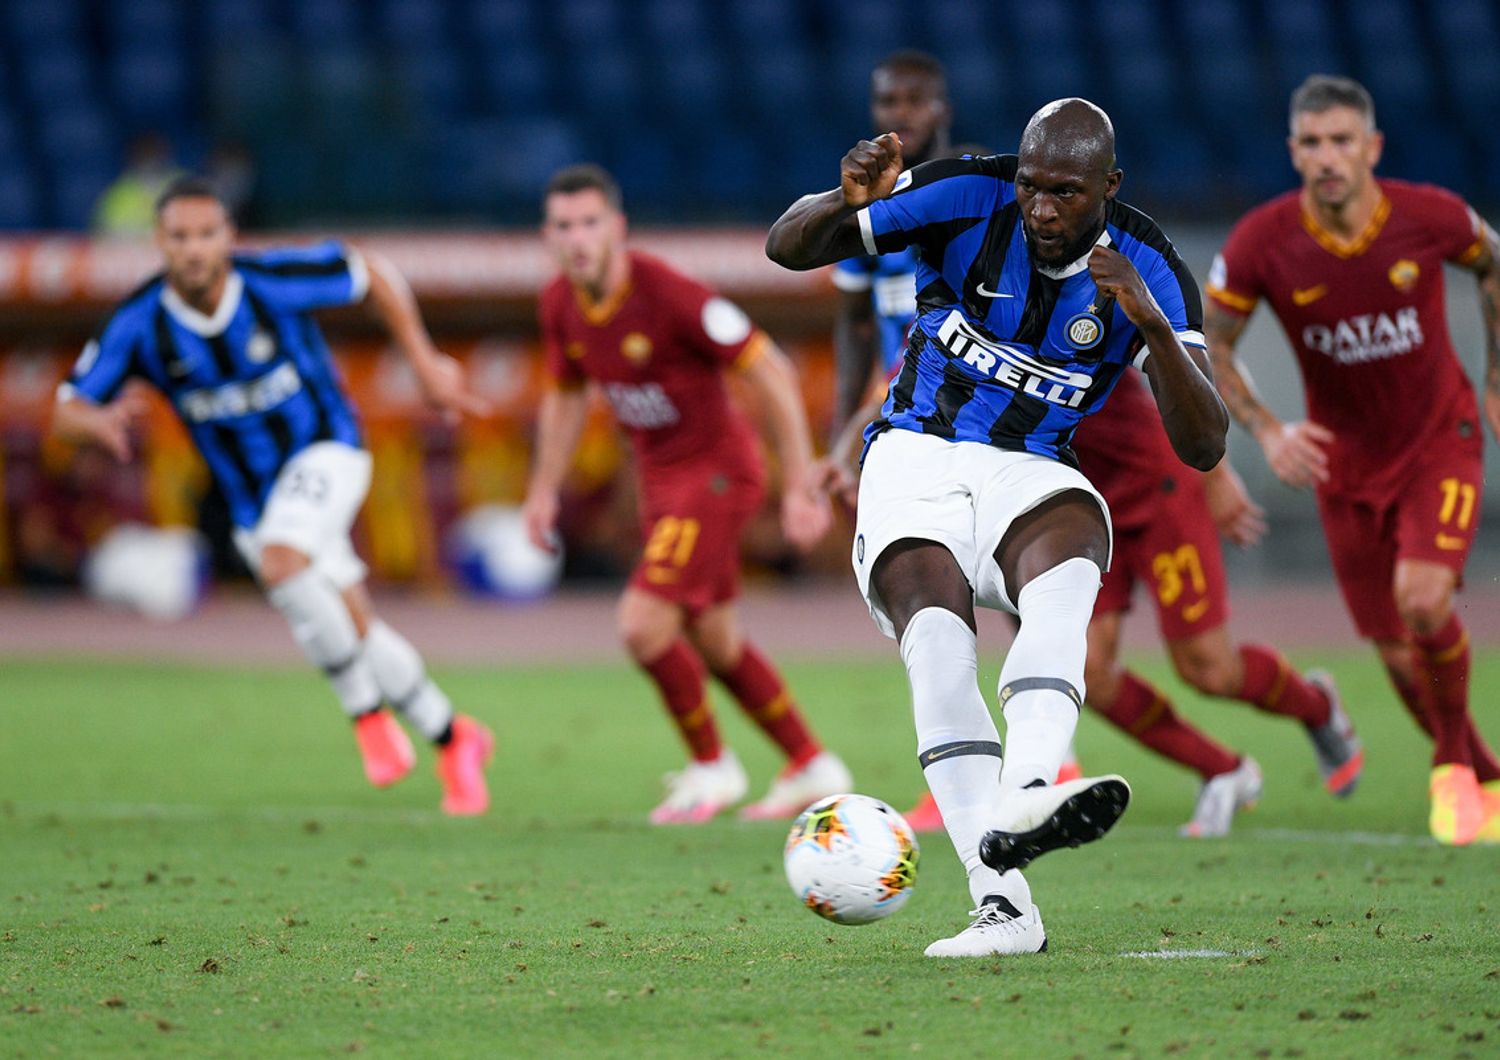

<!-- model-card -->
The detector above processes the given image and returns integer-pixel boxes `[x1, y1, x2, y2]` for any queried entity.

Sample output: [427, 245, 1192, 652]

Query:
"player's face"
[870, 68, 949, 165]
[1288, 106, 1383, 209]
[542, 189, 625, 291]
[155, 197, 234, 298]
[1014, 156, 1121, 268]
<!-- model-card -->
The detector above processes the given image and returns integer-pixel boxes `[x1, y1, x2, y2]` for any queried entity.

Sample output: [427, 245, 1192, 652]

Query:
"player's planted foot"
[650, 749, 748, 825]
[1429, 763, 1484, 846]
[1475, 781, 1500, 845]
[740, 751, 853, 820]
[979, 775, 1131, 873]
[924, 896, 1047, 957]
[1180, 756, 1262, 838]
[437, 715, 494, 816]
[902, 791, 944, 832]
[1304, 670, 1363, 797]
[354, 709, 415, 788]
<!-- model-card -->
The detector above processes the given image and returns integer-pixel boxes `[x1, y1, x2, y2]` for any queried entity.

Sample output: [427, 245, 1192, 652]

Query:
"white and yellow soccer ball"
[783, 794, 919, 925]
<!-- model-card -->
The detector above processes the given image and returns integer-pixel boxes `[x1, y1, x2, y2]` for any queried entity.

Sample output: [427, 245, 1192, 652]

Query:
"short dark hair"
[544, 164, 622, 211]
[874, 49, 948, 95]
[1290, 75, 1376, 131]
[155, 175, 226, 216]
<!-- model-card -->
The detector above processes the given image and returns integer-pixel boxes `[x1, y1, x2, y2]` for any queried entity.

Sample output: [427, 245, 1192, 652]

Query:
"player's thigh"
[1135, 482, 1230, 641]
[1316, 492, 1404, 642]
[240, 442, 372, 586]
[852, 430, 980, 639]
[630, 484, 756, 617]
[1391, 442, 1481, 630]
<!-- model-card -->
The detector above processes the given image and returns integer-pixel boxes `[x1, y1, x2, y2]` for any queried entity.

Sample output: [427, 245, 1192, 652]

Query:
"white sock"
[364, 620, 455, 742]
[902, 607, 1032, 911]
[997, 557, 1100, 795]
[266, 569, 380, 718]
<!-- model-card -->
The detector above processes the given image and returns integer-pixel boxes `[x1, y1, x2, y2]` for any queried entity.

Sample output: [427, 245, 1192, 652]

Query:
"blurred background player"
[51, 177, 497, 815]
[770, 101, 1228, 956]
[523, 164, 850, 824]
[818, 57, 1359, 841]
[1206, 75, 1500, 846]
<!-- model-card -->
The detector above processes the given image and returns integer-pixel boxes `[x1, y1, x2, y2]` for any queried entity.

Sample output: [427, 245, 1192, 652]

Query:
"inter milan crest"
[1065, 310, 1104, 351]
[247, 328, 276, 364]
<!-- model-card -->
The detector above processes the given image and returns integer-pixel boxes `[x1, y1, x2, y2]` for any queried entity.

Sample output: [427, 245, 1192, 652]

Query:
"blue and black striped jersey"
[61, 241, 367, 528]
[855, 154, 1205, 465]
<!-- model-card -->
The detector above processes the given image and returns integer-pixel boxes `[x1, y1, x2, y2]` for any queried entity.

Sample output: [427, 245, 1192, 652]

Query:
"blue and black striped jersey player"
[52, 177, 498, 816]
[768, 99, 1228, 957]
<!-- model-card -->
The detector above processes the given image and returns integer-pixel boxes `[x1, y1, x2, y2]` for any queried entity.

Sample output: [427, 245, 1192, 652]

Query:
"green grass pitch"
[2, 650, 1498, 1057]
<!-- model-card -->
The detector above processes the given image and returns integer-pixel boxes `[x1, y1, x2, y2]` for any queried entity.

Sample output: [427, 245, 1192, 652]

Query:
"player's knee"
[619, 612, 676, 663]
[1083, 658, 1121, 710]
[1396, 589, 1451, 637]
[259, 543, 311, 587]
[1176, 651, 1240, 698]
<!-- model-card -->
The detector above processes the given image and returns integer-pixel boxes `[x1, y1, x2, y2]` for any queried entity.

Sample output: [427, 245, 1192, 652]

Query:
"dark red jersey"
[540, 251, 766, 497]
[1073, 369, 1182, 531]
[1206, 179, 1486, 503]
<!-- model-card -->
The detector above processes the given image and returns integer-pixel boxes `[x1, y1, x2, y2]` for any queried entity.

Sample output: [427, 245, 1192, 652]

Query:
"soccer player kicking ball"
[1206, 75, 1500, 846]
[52, 177, 496, 814]
[524, 165, 851, 824]
[769, 100, 1228, 956]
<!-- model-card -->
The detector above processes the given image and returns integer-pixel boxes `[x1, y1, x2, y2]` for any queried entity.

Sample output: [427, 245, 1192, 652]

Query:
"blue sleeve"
[63, 312, 143, 404]
[235, 240, 369, 312]
[858, 158, 1000, 257]
[1142, 250, 1205, 349]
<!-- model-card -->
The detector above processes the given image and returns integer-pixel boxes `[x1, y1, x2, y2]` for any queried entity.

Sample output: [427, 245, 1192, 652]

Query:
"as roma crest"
[1388, 258, 1420, 293]
[621, 332, 654, 364]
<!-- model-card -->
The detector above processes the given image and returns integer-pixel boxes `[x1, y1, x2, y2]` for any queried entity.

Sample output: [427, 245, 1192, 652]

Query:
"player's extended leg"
[341, 582, 493, 816]
[978, 493, 1131, 877]
[686, 602, 852, 820]
[619, 587, 745, 824]
[1394, 559, 1488, 844]
[258, 543, 406, 781]
[1084, 613, 1259, 838]
[1166, 626, 1363, 798]
[873, 539, 1044, 957]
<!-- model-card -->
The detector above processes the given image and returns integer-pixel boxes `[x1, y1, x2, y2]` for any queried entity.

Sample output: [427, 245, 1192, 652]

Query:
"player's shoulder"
[234, 239, 350, 276]
[629, 250, 714, 300]
[98, 273, 166, 341]
[898, 153, 1015, 193]
[1105, 198, 1184, 267]
[539, 273, 572, 311]
[1378, 177, 1470, 217]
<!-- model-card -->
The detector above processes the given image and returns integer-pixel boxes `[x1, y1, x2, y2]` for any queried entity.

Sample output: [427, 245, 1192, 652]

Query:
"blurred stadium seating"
[0, 0, 1496, 229]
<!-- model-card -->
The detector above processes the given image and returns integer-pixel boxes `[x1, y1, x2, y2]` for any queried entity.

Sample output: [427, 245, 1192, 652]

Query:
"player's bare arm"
[765, 133, 903, 270]
[362, 250, 492, 424]
[740, 342, 832, 550]
[522, 385, 590, 553]
[1463, 223, 1500, 441]
[1090, 245, 1226, 470]
[832, 288, 880, 442]
[1204, 300, 1332, 489]
[810, 389, 883, 508]
[1201, 459, 1268, 548]
[51, 391, 147, 463]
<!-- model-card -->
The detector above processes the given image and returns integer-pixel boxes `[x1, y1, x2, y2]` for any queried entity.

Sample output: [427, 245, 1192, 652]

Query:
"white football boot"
[649, 749, 749, 824]
[924, 896, 1047, 957]
[1179, 756, 1263, 838]
[980, 774, 1132, 873]
[739, 751, 854, 820]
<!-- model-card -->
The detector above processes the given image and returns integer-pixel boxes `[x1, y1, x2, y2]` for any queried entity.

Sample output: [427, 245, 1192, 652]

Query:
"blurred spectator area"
[0, 0, 1496, 229]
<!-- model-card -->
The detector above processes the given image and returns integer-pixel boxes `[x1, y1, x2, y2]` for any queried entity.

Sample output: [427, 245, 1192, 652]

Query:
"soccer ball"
[783, 794, 919, 925]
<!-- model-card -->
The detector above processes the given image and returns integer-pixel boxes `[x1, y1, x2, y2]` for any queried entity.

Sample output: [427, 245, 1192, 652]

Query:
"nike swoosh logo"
[976, 283, 1014, 299]
[1435, 533, 1467, 551]
[1292, 284, 1328, 306]
[924, 744, 975, 761]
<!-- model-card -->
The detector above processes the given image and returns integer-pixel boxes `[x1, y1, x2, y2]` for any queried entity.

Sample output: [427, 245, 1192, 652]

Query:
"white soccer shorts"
[233, 440, 373, 590]
[852, 428, 1112, 638]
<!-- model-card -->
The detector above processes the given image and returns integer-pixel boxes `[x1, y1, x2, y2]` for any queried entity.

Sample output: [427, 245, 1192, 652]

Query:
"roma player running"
[524, 165, 850, 824]
[51, 177, 496, 814]
[771, 100, 1229, 956]
[1205, 75, 1500, 845]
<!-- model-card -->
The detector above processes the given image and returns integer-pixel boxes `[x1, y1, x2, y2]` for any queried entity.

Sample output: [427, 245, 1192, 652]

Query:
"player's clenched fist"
[841, 132, 903, 209]
[1087, 245, 1160, 327]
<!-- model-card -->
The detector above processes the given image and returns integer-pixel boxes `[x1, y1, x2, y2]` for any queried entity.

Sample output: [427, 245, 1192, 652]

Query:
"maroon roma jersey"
[539, 251, 766, 496]
[1073, 368, 1185, 531]
[1206, 179, 1487, 503]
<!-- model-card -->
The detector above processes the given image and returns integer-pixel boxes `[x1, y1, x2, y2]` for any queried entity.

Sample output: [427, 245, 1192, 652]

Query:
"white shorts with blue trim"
[233, 441, 372, 590]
